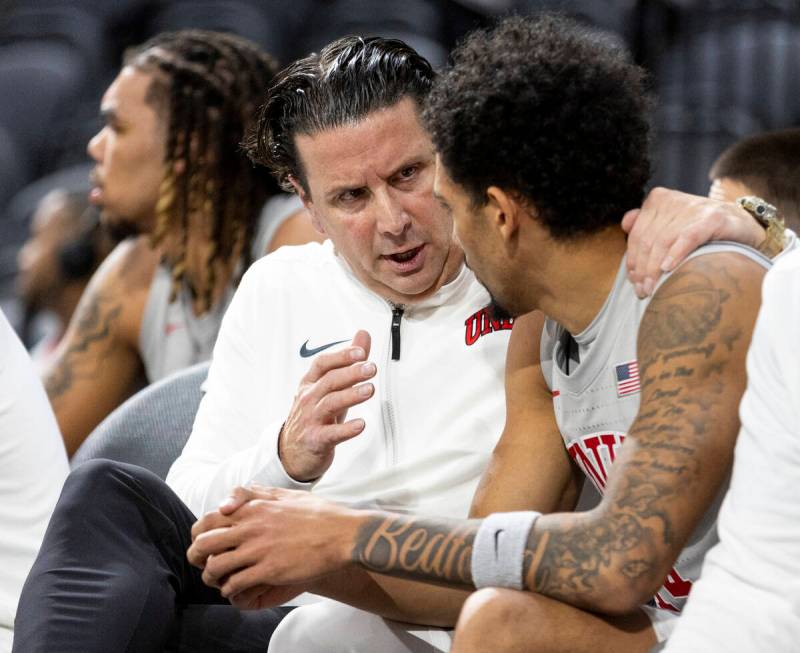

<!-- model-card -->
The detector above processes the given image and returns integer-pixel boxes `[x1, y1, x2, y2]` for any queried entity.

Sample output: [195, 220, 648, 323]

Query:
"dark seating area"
[1, 0, 799, 312]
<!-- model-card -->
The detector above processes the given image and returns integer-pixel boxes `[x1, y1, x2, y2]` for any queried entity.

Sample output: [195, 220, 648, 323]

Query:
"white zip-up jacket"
[167, 240, 511, 519]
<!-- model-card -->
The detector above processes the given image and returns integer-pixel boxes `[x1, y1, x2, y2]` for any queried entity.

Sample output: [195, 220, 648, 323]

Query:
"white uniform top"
[540, 243, 770, 614]
[0, 309, 68, 650]
[166, 240, 511, 519]
[665, 248, 800, 652]
[139, 194, 303, 382]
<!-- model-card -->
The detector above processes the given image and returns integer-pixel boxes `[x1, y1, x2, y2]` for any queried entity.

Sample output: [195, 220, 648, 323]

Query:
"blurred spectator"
[16, 189, 113, 370]
[709, 128, 800, 232]
[0, 306, 68, 653]
[42, 30, 319, 457]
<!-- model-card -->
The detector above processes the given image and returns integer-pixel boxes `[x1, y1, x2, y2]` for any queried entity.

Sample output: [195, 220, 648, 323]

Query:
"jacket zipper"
[382, 302, 404, 467]
[390, 304, 405, 361]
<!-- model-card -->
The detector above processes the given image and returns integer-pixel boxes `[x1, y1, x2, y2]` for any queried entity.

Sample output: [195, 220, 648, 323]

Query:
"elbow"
[585, 586, 645, 616]
[574, 566, 669, 616]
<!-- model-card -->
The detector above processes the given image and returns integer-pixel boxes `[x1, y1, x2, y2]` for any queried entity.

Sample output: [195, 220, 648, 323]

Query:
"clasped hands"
[187, 484, 362, 609]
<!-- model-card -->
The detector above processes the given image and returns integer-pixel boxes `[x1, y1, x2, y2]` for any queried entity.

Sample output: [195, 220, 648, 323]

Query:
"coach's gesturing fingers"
[279, 330, 375, 481]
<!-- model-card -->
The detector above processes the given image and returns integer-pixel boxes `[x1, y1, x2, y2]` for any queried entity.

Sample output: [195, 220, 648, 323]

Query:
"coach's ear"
[288, 175, 325, 235]
[485, 186, 525, 245]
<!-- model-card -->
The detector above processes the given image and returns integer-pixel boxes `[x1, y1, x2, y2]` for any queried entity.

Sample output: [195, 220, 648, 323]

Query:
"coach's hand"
[280, 330, 375, 481]
[623, 187, 764, 297]
[188, 486, 363, 599]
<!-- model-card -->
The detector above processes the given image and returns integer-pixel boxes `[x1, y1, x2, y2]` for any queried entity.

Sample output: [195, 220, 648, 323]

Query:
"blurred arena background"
[1, 0, 799, 330]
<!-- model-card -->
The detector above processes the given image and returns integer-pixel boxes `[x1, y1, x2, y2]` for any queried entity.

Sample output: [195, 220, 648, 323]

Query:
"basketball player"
[45, 30, 321, 456]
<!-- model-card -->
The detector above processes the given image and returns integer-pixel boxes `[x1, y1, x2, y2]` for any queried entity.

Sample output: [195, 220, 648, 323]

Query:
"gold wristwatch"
[736, 195, 786, 258]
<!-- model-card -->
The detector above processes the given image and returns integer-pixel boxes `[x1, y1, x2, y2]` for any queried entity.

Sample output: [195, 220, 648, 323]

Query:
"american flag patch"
[615, 360, 640, 397]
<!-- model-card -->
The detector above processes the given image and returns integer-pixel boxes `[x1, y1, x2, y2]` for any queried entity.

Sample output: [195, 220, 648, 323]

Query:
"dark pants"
[13, 459, 290, 652]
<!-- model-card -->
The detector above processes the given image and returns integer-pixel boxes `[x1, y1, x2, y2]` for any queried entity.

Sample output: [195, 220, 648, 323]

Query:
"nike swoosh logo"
[493, 529, 504, 558]
[300, 339, 349, 358]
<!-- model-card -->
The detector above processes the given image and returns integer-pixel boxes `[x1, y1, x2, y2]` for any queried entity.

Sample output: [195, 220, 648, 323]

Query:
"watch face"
[737, 195, 778, 224]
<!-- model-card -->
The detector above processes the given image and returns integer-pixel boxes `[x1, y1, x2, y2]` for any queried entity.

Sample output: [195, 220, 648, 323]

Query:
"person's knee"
[454, 588, 512, 652]
[268, 607, 308, 652]
[269, 601, 447, 653]
[61, 459, 158, 516]
[454, 588, 548, 653]
[62, 458, 124, 500]
[66, 457, 129, 494]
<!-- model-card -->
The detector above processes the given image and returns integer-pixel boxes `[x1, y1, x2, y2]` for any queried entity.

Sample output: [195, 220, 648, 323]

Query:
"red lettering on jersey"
[652, 567, 693, 613]
[464, 308, 514, 346]
[568, 442, 607, 490]
[583, 436, 610, 485]
[653, 592, 681, 612]
[568, 433, 627, 493]
[663, 567, 693, 599]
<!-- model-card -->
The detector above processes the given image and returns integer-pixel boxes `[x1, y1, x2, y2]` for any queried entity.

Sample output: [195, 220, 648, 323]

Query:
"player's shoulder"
[94, 236, 160, 292]
[507, 311, 546, 371]
[655, 243, 768, 300]
[642, 244, 767, 354]
[79, 236, 159, 344]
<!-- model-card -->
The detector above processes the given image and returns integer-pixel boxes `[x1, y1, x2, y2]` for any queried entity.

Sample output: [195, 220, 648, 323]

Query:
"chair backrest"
[70, 361, 210, 479]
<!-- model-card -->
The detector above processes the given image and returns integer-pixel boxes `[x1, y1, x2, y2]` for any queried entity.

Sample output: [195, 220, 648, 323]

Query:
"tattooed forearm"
[354, 515, 479, 587]
[45, 291, 122, 401]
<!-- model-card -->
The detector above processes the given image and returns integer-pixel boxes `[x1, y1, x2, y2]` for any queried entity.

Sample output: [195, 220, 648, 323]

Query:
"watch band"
[736, 196, 785, 258]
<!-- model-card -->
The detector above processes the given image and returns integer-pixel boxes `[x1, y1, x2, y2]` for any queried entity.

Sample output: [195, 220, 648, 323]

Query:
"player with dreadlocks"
[44, 30, 322, 456]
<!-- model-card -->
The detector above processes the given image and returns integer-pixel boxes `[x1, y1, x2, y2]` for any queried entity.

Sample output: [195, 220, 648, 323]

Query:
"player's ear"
[485, 186, 522, 243]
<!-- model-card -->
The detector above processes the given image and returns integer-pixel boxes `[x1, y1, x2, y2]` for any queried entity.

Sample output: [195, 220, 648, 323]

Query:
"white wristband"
[471, 511, 541, 590]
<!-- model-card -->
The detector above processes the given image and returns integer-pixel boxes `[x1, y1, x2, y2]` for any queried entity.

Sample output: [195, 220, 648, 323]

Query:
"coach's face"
[293, 97, 463, 305]
[87, 66, 166, 236]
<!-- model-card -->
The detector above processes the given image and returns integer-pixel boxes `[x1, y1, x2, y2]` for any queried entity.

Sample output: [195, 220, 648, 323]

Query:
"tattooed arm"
[44, 238, 158, 455]
[351, 251, 765, 612]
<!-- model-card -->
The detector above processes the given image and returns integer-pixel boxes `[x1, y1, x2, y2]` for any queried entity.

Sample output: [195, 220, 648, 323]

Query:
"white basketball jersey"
[540, 243, 770, 613]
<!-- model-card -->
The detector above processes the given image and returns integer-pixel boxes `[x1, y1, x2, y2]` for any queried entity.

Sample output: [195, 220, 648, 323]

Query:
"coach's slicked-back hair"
[244, 36, 434, 194]
[710, 128, 800, 230]
[424, 14, 651, 240]
[125, 30, 279, 311]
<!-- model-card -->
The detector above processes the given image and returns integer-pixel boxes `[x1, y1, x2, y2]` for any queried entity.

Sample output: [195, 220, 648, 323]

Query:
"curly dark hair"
[125, 30, 279, 312]
[424, 14, 652, 240]
[243, 35, 434, 195]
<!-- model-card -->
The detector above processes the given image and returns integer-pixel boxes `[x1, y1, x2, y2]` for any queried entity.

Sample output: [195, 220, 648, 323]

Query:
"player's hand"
[623, 187, 764, 297]
[188, 486, 365, 598]
[280, 330, 375, 481]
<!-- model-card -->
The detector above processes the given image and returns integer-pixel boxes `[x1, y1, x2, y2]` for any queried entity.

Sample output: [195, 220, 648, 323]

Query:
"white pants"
[269, 599, 454, 653]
